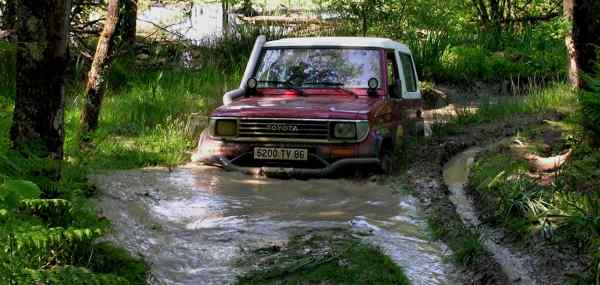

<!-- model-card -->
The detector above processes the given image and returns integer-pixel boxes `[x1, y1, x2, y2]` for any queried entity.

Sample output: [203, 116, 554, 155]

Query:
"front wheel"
[379, 149, 394, 175]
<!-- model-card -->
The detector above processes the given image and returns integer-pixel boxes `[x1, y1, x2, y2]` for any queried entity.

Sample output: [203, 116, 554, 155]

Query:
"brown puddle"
[92, 164, 459, 285]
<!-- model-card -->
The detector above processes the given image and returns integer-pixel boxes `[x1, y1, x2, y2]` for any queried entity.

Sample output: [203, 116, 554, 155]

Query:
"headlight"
[333, 122, 357, 139]
[212, 119, 237, 137]
[356, 121, 369, 139]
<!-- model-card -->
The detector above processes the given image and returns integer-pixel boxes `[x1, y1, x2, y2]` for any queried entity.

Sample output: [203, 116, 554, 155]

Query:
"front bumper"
[215, 156, 380, 177]
[192, 130, 383, 177]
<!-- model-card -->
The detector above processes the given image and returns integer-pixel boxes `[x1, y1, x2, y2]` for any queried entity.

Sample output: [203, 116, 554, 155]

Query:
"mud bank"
[444, 147, 538, 284]
[405, 112, 573, 285]
[91, 165, 460, 285]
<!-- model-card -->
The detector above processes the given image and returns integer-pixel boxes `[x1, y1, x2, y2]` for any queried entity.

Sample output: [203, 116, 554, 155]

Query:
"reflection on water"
[93, 165, 458, 285]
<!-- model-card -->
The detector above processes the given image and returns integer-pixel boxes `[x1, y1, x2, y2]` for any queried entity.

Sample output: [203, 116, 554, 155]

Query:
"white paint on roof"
[264, 37, 412, 53]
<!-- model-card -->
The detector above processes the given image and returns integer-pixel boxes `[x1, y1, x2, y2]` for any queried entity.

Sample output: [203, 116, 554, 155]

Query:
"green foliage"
[21, 265, 129, 285]
[471, 152, 546, 237]
[432, 83, 576, 137]
[237, 232, 410, 285]
[427, 208, 486, 266]
[0, 105, 148, 284]
[88, 242, 150, 285]
[0, 42, 16, 100]
[579, 63, 600, 141]
[64, 59, 243, 169]
[470, 132, 600, 283]
[326, 0, 566, 83]
[0, 179, 42, 210]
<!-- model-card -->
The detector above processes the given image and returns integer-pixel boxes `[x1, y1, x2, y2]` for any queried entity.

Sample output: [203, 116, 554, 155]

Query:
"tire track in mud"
[408, 112, 583, 285]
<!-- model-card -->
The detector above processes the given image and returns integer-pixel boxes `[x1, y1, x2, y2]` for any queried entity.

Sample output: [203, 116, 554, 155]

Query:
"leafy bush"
[579, 63, 600, 141]
[0, 42, 16, 100]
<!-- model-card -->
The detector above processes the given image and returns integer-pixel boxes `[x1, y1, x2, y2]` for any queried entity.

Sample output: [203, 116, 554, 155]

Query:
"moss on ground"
[236, 230, 410, 285]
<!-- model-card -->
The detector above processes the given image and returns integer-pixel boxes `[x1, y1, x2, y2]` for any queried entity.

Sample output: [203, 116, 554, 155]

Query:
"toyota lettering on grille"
[267, 124, 299, 132]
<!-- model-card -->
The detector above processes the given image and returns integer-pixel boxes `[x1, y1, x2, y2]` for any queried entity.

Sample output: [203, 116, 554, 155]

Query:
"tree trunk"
[564, 0, 600, 89]
[222, 0, 229, 35]
[10, 0, 72, 179]
[123, 0, 137, 46]
[79, 0, 120, 145]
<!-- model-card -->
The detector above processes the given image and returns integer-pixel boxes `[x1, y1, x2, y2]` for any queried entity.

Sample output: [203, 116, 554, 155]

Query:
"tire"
[409, 118, 426, 137]
[379, 148, 394, 175]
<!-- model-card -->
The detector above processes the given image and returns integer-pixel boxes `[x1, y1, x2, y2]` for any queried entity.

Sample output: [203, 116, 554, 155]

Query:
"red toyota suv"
[192, 36, 423, 177]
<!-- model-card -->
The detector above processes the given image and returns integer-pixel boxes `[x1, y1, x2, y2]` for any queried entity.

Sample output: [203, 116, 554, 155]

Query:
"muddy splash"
[92, 164, 459, 285]
[443, 147, 538, 284]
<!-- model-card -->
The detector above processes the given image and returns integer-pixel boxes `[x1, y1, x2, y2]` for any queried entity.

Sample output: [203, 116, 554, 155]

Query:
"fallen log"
[523, 149, 572, 172]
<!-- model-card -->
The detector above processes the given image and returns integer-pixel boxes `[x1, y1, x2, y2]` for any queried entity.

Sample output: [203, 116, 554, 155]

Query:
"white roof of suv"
[264, 37, 411, 53]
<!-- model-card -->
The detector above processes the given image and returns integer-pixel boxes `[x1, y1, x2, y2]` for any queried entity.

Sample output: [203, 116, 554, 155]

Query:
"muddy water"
[443, 147, 537, 284]
[92, 165, 458, 285]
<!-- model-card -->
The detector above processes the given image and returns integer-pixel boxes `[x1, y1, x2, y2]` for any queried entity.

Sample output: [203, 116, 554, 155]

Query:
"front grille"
[238, 119, 330, 140]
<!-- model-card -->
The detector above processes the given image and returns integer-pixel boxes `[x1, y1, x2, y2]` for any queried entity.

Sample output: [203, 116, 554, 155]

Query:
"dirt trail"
[91, 165, 460, 285]
[443, 147, 538, 284]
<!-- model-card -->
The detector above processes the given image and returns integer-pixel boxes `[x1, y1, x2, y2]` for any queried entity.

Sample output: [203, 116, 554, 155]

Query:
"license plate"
[253, 147, 308, 161]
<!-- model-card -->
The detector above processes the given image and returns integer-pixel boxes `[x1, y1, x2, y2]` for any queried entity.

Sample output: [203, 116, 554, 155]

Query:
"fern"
[19, 198, 73, 226]
[20, 198, 71, 212]
[13, 226, 103, 251]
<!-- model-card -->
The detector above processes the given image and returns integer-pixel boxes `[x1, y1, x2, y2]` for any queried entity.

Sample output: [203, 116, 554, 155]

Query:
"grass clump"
[468, 120, 600, 283]
[65, 57, 243, 169]
[431, 83, 577, 137]
[427, 207, 486, 266]
[237, 230, 410, 285]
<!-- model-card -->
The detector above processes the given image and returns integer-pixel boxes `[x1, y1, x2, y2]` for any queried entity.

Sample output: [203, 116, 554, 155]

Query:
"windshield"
[253, 48, 382, 89]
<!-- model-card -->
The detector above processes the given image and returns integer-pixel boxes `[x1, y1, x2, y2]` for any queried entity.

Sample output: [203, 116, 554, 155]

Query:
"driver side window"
[386, 50, 402, 98]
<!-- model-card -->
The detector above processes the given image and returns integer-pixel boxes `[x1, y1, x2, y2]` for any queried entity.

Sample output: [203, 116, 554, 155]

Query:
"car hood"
[212, 95, 382, 120]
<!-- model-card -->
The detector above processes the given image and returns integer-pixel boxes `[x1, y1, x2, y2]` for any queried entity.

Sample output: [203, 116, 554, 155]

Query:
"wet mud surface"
[443, 147, 538, 284]
[91, 165, 460, 285]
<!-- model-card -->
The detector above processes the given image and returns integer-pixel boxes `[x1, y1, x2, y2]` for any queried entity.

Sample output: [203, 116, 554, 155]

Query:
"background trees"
[79, 0, 121, 144]
[0, 0, 16, 32]
[10, 0, 72, 179]
[564, 0, 600, 89]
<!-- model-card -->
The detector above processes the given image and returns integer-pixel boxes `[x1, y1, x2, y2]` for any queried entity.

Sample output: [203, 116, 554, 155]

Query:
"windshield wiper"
[257, 80, 305, 96]
[302, 82, 359, 98]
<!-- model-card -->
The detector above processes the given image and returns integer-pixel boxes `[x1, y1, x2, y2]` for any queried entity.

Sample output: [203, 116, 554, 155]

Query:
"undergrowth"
[236, 231, 410, 285]
[469, 121, 600, 283]
[432, 82, 576, 137]
[0, 122, 149, 283]
[427, 207, 486, 266]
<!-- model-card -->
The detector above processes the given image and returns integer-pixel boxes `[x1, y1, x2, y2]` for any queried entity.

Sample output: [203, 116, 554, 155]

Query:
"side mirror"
[245, 77, 257, 97]
[390, 82, 403, 99]
[367, 78, 379, 97]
